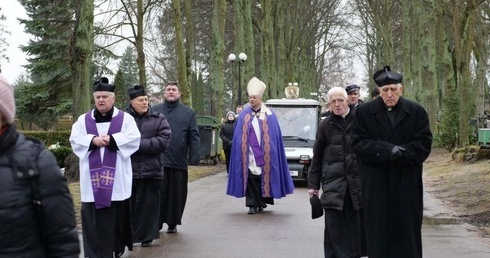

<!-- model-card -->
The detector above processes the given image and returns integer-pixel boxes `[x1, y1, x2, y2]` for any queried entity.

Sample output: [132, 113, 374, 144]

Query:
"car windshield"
[269, 106, 318, 140]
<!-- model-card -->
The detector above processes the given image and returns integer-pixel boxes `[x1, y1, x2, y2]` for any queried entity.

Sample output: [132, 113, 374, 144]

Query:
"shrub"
[49, 146, 73, 168]
[22, 131, 72, 167]
[22, 131, 71, 146]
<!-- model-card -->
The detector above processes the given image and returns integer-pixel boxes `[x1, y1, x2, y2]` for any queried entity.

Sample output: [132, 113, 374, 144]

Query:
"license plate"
[290, 170, 298, 176]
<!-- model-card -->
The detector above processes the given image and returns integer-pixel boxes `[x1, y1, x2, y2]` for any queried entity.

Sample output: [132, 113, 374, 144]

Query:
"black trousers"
[224, 148, 231, 174]
[159, 167, 188, 227]
[130, 179, 161, 243]
[323, 193, 361, 258]
[81, 199, 132, 258]
[245, 170, 273, 208]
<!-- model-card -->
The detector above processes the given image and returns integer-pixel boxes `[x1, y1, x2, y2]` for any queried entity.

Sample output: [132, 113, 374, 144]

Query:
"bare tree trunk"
[71, 0, 93, 118]
[275, 1, 286, 96]
[260, 0, 275, 98]
[419, 0, 438, 133]
[183, 0, 194, 98]
[172, 0, 191, 106]
[209, 0, 226, 117]
[232, 0, 245, 107]
[452, 0, 478, 146]
[243, 0, 255, 104]
[119, 0, 148, 86]
[135, 0, 146, 86]
[435, 0, 458, 149]
[369, 0, 396, 66]
[472, 7, 490, 121]
[401, 0, 414, 99]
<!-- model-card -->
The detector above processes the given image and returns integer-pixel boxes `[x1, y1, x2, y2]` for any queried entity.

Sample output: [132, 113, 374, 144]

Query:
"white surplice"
[69, 107, 141, 202]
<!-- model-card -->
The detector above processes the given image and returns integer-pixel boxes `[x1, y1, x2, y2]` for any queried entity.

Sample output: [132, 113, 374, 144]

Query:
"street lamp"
[228, 52, 247, 106]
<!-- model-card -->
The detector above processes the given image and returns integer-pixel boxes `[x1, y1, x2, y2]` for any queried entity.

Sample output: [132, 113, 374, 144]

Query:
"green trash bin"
[478, 128, 490, 145]
[196, 116, 223, 165]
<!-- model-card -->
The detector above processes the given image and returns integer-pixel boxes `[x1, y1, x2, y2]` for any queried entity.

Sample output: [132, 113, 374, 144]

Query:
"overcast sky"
[0, 1, 28, 84]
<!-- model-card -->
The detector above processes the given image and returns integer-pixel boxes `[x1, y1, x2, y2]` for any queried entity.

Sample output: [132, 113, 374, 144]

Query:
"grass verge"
[424, 148, 490, 238]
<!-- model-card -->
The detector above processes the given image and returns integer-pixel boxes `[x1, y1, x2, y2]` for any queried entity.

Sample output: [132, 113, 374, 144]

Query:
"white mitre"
[247, 77, 266, 97]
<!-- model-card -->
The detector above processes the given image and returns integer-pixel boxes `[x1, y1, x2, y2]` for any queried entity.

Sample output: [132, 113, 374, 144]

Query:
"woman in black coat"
[0, 76, 80, 257]
[219, 111, 236, 175]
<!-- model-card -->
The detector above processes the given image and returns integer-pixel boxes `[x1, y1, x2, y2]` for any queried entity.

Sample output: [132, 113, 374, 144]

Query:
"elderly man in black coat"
[308, 86, 364, 258]
[127, 85, 171, 247]
[352, 66, 432, 258]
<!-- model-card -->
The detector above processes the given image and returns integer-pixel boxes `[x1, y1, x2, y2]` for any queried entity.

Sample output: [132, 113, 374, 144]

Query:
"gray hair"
[93, 92, 115, 97]
[327, 86, 348, 101]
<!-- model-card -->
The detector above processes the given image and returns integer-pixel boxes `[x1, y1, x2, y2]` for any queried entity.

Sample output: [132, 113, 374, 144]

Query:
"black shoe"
[248, 207, 256, 214]
[257, 207, 263, 212]
[141, 240, 152, 247]
[167, 225, 177, 233]
[114, 250, 124, 257]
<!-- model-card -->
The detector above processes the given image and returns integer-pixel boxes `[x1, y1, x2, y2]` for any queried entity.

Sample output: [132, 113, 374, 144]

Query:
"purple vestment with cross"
[85, 111, 124, 209]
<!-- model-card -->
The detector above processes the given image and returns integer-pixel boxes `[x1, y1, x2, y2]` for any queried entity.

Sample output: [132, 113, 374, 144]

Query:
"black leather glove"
[390, 146, 406, 160]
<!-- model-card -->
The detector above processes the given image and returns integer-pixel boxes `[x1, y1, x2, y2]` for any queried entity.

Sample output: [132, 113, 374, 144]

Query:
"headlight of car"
[299, 155, 310, 164]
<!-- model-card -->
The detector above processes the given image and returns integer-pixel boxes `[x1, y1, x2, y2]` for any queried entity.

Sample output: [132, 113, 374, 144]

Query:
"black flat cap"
[127, 85, 146, 100]
[373, 66, 403, 87]
[92, 77, 115, 92]
[310, 195, 324, 219]
[345, 84, 360, 93]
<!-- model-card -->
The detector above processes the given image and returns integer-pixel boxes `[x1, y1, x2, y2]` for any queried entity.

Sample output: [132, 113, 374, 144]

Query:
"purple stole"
[248, 120, 265, 166]
[85, 110, 124, 209]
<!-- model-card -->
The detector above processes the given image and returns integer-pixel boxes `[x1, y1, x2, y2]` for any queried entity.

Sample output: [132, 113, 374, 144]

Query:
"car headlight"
[299, 155, 310, 164]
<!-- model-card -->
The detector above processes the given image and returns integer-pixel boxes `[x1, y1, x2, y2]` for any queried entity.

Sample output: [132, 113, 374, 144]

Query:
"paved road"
[422, 189, 490, 258]
[79, 170, 490, 257]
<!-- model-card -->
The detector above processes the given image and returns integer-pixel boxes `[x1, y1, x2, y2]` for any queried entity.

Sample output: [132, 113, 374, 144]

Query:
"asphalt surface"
[79, 170, 490, 258]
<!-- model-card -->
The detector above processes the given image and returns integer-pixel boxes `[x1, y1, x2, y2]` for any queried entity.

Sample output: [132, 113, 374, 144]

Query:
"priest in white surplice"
[70, 77, 141, 258]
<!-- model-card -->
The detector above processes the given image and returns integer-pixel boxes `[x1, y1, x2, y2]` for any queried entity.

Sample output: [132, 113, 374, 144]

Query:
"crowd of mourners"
[0, 64, 431, 258]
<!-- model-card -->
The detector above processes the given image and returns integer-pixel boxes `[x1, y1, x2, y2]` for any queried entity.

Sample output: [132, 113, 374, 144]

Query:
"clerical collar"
[342, 106, 350, 118]
[94, 106, 115, 122]
[386, 104, 398, 112]
[251, 108, 261, 117]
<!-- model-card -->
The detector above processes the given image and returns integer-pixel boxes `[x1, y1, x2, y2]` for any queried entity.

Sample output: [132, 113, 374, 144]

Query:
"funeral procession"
[1, 1, 490, 258]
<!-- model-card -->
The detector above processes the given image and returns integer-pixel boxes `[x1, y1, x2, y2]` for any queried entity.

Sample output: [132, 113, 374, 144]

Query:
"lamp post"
[228, 52, 247, 106]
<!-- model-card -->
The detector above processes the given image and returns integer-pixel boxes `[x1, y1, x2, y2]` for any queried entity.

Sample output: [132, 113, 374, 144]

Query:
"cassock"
[352, 97, 432, 258]
[70, 107, 140, 258]
[227, 104, 294, 200]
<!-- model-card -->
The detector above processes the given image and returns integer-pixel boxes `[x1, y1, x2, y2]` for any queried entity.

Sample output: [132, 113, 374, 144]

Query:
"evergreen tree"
[113, 69, 129, 110]
[0, 8, 10, 72]
[119, 46, 139, 88]
[18, 0, 74, 116]
[113, 46, 139, 110]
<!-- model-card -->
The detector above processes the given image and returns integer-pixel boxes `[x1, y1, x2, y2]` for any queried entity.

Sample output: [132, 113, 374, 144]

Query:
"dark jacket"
[153, 99, 200, 169]
[219, 114, 236, 151]
[352, 97, 432, 258]
[128, 106, 172, 179]
[308, 107, 362, 211]
[0, 125, 80, 258]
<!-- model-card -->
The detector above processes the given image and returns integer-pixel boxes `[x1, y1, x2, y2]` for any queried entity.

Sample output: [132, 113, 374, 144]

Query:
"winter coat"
[153, 99, 200, 169]
[308, 107, 362, 211]
[0, 125, 80, 258]
[128, 106, 172, 179]
[219, 114, 236, 151]
[352, 97, 432, 258]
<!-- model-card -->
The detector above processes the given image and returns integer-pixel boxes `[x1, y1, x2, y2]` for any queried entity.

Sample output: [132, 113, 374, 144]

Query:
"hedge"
[22, 130, 72, 167]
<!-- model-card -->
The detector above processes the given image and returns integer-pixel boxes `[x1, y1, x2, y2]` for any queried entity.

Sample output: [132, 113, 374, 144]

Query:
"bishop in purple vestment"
[227, 77, 294, 214]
